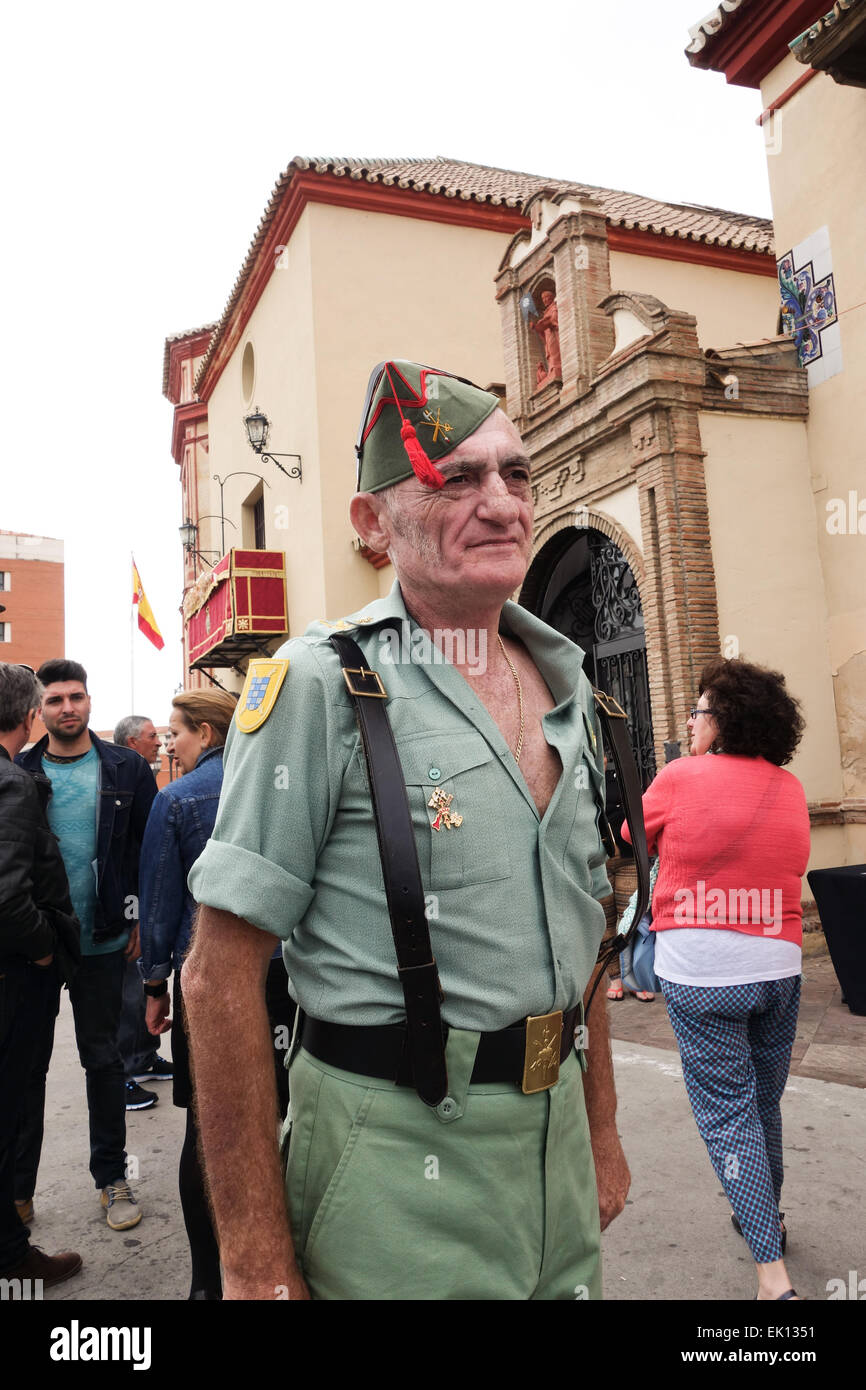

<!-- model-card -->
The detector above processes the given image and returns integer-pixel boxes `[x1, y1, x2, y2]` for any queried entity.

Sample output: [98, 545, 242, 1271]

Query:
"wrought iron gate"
[590, 536, 656, 790]
[541, 531, 656, 790]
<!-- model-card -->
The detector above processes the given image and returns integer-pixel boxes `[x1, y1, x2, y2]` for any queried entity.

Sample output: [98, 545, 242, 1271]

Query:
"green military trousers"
[281, 1026, 602, 1301]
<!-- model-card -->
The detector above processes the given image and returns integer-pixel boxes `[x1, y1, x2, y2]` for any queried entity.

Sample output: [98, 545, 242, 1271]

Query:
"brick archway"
[522, 503, 646, 612]
[521, 507, 658, 784]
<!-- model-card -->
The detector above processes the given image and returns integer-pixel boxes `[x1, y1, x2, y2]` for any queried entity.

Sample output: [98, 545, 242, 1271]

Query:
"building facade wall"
[699, 408, 851, 865]
[200, 209, 320, 686]
[609, 250, 780, 350]
[306, 201, 512, 619]
[0, 533, 65, 668]
[759, 51, 866, 858]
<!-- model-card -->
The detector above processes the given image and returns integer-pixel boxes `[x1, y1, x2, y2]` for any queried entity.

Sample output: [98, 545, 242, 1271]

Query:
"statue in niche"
[529, 288, 562, 385]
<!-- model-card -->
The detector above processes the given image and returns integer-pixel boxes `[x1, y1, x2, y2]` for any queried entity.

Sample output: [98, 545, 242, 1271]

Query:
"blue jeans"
[16, 949, 129, 1194]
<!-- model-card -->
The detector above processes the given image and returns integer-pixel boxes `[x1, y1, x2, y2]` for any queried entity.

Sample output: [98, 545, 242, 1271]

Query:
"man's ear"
[350, 492, 391, 554]
[23, 708, 36, 741]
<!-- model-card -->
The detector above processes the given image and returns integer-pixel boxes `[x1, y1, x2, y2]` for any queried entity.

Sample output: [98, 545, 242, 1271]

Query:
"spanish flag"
[132, 559, 165, 651]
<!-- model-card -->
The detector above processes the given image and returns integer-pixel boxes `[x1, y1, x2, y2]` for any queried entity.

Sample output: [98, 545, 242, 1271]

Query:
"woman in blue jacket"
[138, 690, 238, 1301]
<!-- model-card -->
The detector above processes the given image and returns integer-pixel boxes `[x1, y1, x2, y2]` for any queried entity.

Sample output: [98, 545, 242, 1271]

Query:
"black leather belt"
[300, 1006, 581, 1088]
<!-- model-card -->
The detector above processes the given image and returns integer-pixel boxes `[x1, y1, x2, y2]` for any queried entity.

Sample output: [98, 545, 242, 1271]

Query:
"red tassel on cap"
[383, 362, 445, 489]
[401, 420, 444, 489]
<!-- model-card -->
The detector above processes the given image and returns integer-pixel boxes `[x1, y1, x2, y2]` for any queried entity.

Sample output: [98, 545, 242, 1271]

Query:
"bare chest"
[463, 654, 562, 817]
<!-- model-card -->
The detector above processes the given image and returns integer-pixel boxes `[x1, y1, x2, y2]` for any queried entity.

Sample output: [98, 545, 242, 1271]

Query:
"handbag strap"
[587, 689, 652, 1013]
[329, 632, 448, 1107]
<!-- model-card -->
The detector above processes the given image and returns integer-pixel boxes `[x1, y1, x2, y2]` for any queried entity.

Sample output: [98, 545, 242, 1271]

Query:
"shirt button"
[437, 1096, 456, 1118]
[428, 767, 441, 781]
[115, 799, 122, 806]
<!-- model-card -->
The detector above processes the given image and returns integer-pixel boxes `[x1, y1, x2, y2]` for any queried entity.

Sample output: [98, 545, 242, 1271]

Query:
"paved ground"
[609, 948, 866, 1088]
[23, 947, 866, 1302]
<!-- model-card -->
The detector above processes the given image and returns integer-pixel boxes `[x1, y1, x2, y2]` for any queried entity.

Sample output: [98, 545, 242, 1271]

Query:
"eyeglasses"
[689, 707, 716, 720]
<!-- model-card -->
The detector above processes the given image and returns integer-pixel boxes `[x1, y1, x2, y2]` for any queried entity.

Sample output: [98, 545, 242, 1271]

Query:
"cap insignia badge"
[421, 407, 453, 443]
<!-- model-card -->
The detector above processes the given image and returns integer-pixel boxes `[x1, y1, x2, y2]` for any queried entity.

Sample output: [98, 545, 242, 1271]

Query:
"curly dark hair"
[698, 657, 804, 766]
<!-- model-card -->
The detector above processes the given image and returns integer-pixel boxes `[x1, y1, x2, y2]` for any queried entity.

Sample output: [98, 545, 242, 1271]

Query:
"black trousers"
[16, 949, 128, 1195]
[0, 963, 58, 1272]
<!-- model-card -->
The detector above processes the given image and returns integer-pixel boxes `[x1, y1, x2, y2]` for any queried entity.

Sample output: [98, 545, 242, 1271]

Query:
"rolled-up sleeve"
[187, 640, 348, 942]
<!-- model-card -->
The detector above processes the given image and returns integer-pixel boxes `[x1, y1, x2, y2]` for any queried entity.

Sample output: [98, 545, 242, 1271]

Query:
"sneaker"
[125, 1081, 158, 1110]
[101, 1180, 142, 1231]
[14, 1197, 34, 1226]
[133, 1056, 173, 1082]
[3, 1244, 82, 1287]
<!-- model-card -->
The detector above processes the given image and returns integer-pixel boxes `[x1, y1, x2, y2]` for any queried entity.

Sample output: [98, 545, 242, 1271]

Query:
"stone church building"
[163, 147, 860, 889]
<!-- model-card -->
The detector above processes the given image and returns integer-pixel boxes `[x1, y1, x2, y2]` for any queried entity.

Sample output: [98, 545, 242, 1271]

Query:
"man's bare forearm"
[581, 965, 630, 1229]
[581, 966, 617, 1132]
[182, 905, 306, 1298]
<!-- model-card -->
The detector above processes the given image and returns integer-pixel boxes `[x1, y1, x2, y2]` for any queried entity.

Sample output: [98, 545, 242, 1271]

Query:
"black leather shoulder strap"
[591, 688, 651, 936]
[329, 632, 448, 1107]
[585, 689, 652, 1013]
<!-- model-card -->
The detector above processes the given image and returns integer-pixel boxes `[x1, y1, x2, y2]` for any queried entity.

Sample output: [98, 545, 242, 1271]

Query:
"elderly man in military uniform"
[184, 360, 630, 1301]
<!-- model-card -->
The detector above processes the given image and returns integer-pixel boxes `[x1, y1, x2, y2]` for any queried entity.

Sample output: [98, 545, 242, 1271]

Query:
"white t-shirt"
[654, 927, 802, 986]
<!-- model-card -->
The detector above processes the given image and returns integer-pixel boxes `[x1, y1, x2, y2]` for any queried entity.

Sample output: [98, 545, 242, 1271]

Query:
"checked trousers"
[660, 975, 800, 1265]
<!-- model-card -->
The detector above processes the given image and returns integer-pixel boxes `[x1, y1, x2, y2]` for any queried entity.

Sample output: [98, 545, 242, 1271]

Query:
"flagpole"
[130, 553, 135, 711]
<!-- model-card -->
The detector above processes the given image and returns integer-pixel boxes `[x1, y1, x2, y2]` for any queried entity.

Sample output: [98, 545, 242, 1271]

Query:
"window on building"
[0, 572, 9, 590]
[0, 623, 9, 642]
[253, 494, 266, 550]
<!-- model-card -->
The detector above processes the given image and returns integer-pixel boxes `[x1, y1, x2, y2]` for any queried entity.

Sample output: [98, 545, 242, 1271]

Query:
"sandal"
[606, 981, 624, 1001]
[628, 990, 655, 1002]
[732, 1211, 787, 1255]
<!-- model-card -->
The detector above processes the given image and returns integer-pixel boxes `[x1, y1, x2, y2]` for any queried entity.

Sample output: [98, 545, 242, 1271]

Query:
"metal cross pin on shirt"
[428, 787, 463, 831]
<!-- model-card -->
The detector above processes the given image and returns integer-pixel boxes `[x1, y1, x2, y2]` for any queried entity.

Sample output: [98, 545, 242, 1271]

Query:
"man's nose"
[477, 476, 520, 521]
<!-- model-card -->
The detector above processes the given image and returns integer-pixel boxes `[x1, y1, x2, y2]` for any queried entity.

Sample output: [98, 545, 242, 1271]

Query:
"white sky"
[0, 0, 773, 730]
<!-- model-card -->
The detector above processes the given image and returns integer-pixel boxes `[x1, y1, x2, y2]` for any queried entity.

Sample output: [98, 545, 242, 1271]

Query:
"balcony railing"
[185, 549, 288, 669]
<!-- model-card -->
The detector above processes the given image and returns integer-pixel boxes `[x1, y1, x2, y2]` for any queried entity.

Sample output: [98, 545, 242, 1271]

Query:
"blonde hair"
[172, 689, 238, 747]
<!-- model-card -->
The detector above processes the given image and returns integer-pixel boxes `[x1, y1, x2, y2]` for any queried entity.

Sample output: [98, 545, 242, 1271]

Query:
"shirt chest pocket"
[396, 730, 513, 891]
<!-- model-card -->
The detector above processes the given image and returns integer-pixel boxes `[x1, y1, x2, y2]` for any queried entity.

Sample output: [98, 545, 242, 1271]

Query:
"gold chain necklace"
[497, 634, 525, 765]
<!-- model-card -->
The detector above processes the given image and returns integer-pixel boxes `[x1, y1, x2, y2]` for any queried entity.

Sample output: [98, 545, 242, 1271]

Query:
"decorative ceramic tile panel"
[777, 226, 842, 389]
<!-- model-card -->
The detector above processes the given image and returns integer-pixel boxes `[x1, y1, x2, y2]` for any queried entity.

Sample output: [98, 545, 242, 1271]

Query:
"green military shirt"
[188, 580, 610, 1030]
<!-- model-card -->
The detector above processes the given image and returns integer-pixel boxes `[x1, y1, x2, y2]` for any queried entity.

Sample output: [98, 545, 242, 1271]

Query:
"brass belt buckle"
[521, 1010, 563, 1094]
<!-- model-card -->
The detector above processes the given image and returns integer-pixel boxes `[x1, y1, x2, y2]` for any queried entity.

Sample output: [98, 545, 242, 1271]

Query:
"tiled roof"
[790, 0, 862, 61]
[685, 0, 752, 59]
[162, 322, 218, 398]
[288, 157, 773, 248]
[194, 155, 774, 390]
[0, 529, 61, 539]
[164, 322, 218, 345]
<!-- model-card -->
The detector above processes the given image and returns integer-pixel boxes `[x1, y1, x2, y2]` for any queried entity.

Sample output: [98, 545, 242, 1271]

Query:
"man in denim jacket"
[16, 659, 156, 1231]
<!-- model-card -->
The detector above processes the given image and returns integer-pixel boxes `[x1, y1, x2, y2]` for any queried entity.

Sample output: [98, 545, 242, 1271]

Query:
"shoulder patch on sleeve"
[236, 658, 290, 733]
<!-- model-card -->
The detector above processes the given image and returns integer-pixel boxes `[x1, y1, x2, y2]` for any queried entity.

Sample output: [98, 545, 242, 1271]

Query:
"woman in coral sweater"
[622, 657, 809, 1300]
